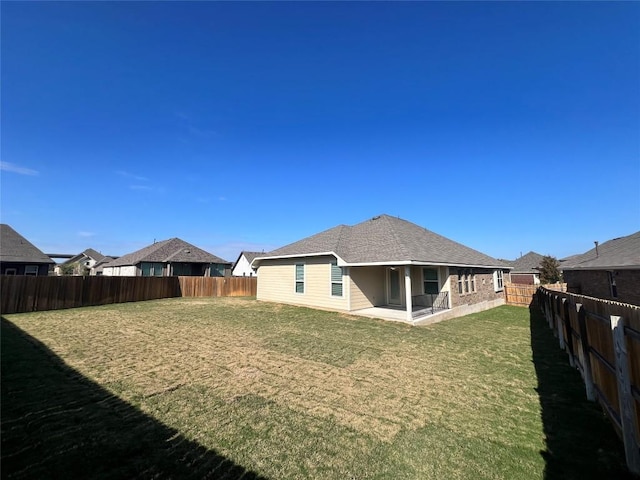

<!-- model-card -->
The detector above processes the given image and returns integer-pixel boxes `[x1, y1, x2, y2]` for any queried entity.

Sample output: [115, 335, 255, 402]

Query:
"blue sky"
[2, 2, 639, 263]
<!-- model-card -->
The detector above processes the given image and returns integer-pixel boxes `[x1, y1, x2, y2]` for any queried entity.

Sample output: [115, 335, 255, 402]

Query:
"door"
[388, 268, 402, 305]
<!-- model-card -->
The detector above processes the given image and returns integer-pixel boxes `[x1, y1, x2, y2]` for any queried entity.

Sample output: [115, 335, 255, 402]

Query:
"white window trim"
[494, 270, 504, 292]
[330, 261, 343, 297]
[24, 265, 39, 276]
[295, 263, 305, 294]
[608, 271, 618, 298]
[4, 268, 17, 275]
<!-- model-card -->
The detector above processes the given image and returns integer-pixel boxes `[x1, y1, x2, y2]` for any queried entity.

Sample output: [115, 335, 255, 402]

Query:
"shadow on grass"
[1, 318, 268, 480]
[529, 307, 634, 480]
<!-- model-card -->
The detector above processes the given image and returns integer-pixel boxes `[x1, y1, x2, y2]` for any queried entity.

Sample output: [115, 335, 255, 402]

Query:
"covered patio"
[351, 291, 450, 324]
[349, 264, 451, 323]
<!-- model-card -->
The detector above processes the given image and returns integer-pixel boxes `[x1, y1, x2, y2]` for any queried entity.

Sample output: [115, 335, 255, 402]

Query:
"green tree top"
[538, 255, 561, 284]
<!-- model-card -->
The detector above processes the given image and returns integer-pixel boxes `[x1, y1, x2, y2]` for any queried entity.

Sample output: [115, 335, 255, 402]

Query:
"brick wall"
[564, 269, 640, 306]
[511, 273, 536, 285]
[449, 268, 506, 308]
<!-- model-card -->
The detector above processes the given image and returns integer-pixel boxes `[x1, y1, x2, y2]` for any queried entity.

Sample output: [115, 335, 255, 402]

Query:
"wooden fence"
[178, 276, 257, 298]
[0, 276, 257, 314]
[504, 283, 566, 307]
[537, 286, 640, 474]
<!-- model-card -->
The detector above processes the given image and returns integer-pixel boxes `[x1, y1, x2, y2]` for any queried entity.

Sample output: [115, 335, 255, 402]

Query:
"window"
[210, 264, 225, 277]
[4, 268, 16, 275]
[295, 263, 305, 294]
[331, 261, 343, 297]
[457, 269, 475, 295]
[423, 268, 439, 294]
[24, 265, 39, 276]
[608, 271, 618, 298]
[141, 262, 164, 276]
[494, 270, 504, 292]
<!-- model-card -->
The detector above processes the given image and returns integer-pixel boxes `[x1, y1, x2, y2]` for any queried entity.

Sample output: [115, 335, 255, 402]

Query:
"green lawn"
[1, 298, 631, 479]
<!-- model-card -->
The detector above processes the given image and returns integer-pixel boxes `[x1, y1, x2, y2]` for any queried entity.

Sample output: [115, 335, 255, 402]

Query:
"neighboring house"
[252, 214, 511, 324]
[102, 237, 231, 277]
[508, 251, 544, 285]
[54, 248, 115, 276]
[231, 251, 263, 277]
[91, 256, 116, 276]
[0, 224, 54, 276]
[561, 231, 640, 306]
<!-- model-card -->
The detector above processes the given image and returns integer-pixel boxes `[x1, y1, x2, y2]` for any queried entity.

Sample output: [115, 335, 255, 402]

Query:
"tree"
[59, 261, 89, 276]
[59, 262, 76, 276]
[538, 255, 561, 284]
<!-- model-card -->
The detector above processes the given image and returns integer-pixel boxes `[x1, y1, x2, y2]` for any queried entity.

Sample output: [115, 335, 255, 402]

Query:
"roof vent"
[185, 249, 191, 254]
[372, 215, 380, 221]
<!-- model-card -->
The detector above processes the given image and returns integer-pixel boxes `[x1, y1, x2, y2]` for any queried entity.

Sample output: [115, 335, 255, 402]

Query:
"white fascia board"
[251, 251, 345, 268]
[343, 260, 512, 269]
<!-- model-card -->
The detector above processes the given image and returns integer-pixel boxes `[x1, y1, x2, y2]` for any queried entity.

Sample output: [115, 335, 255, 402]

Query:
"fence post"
[610, 315, 640, 474]
[544, 291, 553, 328]
[562, 298, 575, 368]
[554, 295, 565, 349]
[576, 303, 596, 402]
[550, 293, 557, 333]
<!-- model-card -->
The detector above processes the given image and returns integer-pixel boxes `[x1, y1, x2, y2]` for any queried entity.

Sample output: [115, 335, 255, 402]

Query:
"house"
[0, 224, 54, 276]
[561, 231, 640, 305]
[54, 248, 115, 276]
[101, 237, 231, 277]
[90, 255, 116, 276]
[231, 251, 263, 277]
[251, 215, 511, 324]
[508, 251, 544, 285]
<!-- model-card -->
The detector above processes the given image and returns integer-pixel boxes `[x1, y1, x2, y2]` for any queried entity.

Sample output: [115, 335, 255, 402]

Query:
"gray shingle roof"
[61, 248, 109, 266]
[258, 215, 508, 268]
[105, 238, 230, 267]
[562, 231, 640, 270]
[240, 251, 265, 264]
[510, 251, 545, 273]
[0, 224, 54, 264]
[83, 248, 107, 262]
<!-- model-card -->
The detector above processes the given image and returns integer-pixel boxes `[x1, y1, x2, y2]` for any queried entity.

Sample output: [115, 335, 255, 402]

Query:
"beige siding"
[257, 256, 348, 311]
[411, 267, 422, 296]
[349, 266, 386, 310]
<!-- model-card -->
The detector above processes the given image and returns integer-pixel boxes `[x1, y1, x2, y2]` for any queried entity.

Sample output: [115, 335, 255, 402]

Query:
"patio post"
[405, 266, 412, 322]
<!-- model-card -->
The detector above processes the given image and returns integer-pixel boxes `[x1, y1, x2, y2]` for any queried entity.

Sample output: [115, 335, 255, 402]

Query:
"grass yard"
[1, 298, 631, 479]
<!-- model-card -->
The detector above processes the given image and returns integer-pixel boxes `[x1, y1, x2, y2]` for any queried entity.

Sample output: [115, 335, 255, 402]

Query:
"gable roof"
[232, 251, 264, 268]
[61, 248, 109, 265]
[104, 238, 230, 267]
[561, 231, 640, 270]
[0, 224, 55, 264]
[510, 251, 545, 274]
[254, 215, 509, 268]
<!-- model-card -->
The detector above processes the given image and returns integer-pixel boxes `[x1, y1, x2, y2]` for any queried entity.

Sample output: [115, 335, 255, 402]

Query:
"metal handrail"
[412, 291, 450, 314]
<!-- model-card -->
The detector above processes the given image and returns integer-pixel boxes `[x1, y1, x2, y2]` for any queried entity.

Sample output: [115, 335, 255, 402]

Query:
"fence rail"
[0, 276, 257, 314]
[537, 286, 640, 474]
